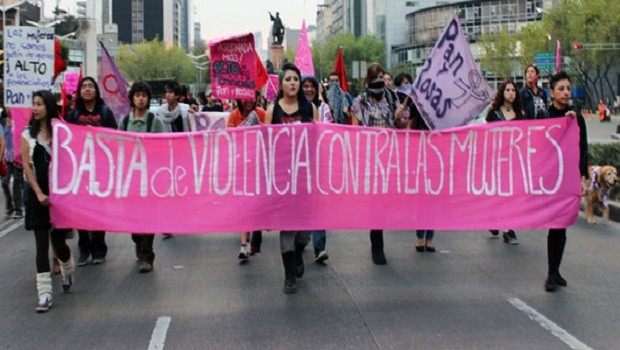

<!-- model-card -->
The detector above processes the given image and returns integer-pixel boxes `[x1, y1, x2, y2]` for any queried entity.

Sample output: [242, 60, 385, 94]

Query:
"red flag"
[53, 37, 67, 82]
[255, 51, 268, 89]
[333, 47, 349, 92]
[60, 83, 67, 119]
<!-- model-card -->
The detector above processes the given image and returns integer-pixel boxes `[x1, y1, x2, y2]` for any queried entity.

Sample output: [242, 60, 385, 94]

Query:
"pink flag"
[294, 20, 315, 76]
[556, 40, 562, 73]
[411, 13, 494, 130]
[266, 74, 279, 101]
[98, 41, 131, 122]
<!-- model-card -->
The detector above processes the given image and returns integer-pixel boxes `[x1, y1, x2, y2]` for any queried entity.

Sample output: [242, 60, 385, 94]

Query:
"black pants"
[547, 228, 567, 275]
[132, 234, 155, 263]
[1, 162, 23, 213]
[35, 229, 71, 273]
[78, 230, 107, 259]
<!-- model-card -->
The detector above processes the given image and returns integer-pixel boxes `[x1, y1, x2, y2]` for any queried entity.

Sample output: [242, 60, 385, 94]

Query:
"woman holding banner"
[485, 79, 524, 245]
[227, 97, 266, 261]
[66, 77, 117, 266]
[22, 90, 75, 312]
[350, 63, 406, 265]
[545, 72, 588, 292]
[265, 63, 318, 294]
[302, 75, 332, 264]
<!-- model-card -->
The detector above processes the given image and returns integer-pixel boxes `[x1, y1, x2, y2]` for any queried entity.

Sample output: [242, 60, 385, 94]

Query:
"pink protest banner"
[266, 74, 279, 101]
[412, 13, 494, 130]
[209, 33, 257, 100]
[63, 71, 80, 95]
[50, 118, 581, 234]
[294, 20, 315, 76]
[9, 107, 32, 165]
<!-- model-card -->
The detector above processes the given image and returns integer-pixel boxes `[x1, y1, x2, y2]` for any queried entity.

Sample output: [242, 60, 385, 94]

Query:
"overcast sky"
[48, 0, 320, 48]
[198, 0, 320, 47]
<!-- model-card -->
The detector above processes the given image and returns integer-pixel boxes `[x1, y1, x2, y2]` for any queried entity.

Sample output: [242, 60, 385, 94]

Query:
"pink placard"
[63, 71, 80, 95]
[209, 33, 257, 100]
[49, 118, 581, 233]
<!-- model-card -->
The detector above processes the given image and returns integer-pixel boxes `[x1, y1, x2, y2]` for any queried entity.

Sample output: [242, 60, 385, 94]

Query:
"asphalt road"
[0, 213, 618, 349]
[1, 116, 617, 349]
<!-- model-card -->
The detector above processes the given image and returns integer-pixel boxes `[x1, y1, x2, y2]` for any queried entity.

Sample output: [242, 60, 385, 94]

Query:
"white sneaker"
[36, 293, 53, 313]
[315, 250, 329, 263]
[238, 244, 250, 260]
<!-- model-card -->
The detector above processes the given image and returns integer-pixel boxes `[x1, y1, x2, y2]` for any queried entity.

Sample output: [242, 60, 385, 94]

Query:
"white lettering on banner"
[53, 123, 567, 200]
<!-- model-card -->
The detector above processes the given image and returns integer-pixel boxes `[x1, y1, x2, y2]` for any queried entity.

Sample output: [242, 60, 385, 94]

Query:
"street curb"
[580, 199, 620, 223]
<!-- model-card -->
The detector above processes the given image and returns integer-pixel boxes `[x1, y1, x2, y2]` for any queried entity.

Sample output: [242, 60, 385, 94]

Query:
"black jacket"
[548, 104, 588, 179]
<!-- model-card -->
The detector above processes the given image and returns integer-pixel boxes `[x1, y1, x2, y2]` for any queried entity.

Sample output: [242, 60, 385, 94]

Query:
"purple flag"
[294, 20, 315, 76]
[411, 13, 494, 130]
[98, 41, 131, 122]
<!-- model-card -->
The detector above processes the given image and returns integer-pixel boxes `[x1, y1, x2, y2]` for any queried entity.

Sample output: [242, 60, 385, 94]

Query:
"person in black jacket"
[520, 64, 549, 120]
[66, 77, 117, 266]
[485, 79, 525, 244]
[545, 71, 588, 292]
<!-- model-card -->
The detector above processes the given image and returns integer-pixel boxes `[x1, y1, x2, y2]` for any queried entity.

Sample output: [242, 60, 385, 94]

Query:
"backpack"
[120, 112, 155, 132]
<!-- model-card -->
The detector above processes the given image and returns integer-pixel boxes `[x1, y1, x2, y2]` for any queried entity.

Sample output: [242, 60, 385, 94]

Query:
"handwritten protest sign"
[3, 27, 55, 107]
[411, 13, 494, 130]
[50, 118, 581, 233]
[209, 33, 257, 100]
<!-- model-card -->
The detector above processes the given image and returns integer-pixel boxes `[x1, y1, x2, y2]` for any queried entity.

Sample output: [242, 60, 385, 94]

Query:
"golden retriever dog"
[584, 165, 618, 223]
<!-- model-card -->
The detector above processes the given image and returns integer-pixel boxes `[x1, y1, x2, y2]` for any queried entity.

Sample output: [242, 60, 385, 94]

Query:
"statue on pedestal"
[269, 12, 285, 46]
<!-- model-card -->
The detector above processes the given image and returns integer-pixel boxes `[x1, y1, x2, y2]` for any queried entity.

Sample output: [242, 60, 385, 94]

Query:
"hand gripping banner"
[50, 118, 581, 233]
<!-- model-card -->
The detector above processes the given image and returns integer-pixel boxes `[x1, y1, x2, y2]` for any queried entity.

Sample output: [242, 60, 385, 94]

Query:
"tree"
[311, 33, 386, 90]
[541, 0, 620, 105]
[54, 15, 81, 37]
[479, 28, 518, 80]
[116, 39, 195, 83]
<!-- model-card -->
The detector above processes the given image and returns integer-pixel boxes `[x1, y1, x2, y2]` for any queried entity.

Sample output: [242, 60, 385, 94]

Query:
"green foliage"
[310, 33, 386, 86]
[54, 15, 80, 37]
[517, 24, 549, 70]
[479, 28, 518, 79]
[116, 39, 195, 83]
[588, 142, 620, 199]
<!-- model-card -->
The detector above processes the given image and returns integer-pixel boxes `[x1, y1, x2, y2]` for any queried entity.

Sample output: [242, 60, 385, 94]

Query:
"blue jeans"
[312, 230, 326, 256]
[416, 230, 434, 240]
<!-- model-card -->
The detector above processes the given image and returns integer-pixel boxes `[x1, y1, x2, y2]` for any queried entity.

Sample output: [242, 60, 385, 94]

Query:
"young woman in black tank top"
[264, 63, 317, 294]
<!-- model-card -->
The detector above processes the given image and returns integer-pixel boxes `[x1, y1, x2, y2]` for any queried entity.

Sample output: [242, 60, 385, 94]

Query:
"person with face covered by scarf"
[350, 63, 406, 265]
[326, 72, 352, 124]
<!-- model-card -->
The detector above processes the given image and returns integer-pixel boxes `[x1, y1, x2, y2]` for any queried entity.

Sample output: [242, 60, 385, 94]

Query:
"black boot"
[282, 252, 297, 294]
[546, 229, 567, 292]
[250, 231, 262, 254]
[295, 243, 306, 278]
[370, 230, 386, 265]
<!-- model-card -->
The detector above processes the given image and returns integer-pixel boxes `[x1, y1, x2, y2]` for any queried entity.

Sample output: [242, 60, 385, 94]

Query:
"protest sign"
[411, 13, 494, 130]
[266, 74, 279, 101]
[63, 71, 80, 95]
[50, 118, 581, 233]
[3, 27, 55, 107]
[209, 33, 257, 100]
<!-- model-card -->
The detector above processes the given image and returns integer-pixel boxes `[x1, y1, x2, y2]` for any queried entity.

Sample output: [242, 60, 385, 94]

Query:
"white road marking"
[148, 316, 171, 350]
[507, 298, 593, 350]
[0, 220, 23, 238]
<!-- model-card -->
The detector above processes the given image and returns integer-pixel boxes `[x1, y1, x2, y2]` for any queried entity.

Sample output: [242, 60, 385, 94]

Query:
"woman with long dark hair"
[486, 79, 525, 245]
[265, 63, 318, 294]
[66, 77, 117, 266]
[21, 90, 74, 312]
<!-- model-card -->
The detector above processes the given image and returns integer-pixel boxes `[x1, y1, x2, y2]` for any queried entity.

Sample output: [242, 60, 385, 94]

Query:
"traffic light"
[572, 42, 584, 50]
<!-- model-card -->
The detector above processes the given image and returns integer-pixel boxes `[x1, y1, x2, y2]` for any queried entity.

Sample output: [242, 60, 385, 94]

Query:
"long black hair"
[276, 63, 306, 105]
[301, 76, 321, 107]
[29, 90, 59, 139]
[75, 76, 106, 112]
